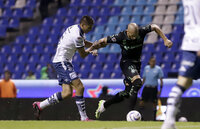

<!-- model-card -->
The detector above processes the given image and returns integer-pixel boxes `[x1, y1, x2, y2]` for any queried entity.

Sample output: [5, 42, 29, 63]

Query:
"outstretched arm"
[151, 24, 173, 48]
[86, 37, 108, 52]
[84, 40, 93, 48]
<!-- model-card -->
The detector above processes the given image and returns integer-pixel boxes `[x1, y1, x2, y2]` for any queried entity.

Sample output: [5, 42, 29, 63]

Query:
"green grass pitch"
[0, 121, 200, 129]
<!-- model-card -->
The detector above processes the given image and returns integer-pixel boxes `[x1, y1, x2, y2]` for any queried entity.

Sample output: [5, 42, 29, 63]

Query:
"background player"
[33, 16, 97, 121]
[162, 0, 200, 129]
[88, 23, 173, 119]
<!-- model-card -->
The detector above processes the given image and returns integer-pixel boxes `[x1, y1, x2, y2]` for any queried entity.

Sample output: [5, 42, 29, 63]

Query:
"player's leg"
[152, 87, 158, 121]
[162, 51, 200, 129]
[71, 78, 89, 121]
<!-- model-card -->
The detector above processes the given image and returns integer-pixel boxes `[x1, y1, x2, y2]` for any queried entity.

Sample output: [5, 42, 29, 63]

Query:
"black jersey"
[107, 25, 152, 62]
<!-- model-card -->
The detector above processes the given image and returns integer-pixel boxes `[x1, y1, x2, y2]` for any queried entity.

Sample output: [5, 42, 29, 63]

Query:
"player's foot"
[161, 122, 177, 129]
[32, 102, 42, 120]
[95, 100, 105, 119]
[81, 118, 93, 121]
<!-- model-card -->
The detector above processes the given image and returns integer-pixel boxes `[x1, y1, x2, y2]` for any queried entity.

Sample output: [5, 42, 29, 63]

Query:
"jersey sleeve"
[140, 24, 152, 36]
[143, 66, 147, 78]
[74, 36, 85, 48]
[107, 32, 123, 44]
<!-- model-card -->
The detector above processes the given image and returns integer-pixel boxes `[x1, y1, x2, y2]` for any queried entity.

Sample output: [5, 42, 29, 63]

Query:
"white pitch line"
[112, 125, 200, 129]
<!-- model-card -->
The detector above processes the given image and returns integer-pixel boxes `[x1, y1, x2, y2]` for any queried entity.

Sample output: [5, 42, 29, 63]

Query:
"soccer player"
[87, 23, 173, 119]
[33, 16, 96, 121]
[161, 0, 200, 129]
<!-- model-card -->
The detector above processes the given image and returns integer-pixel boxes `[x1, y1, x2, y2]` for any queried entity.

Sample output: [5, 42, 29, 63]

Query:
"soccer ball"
[126, 110, 141, 122]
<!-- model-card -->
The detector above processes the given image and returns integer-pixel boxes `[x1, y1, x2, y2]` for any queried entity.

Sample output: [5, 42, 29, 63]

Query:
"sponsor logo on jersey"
[69, 72, 77, 79]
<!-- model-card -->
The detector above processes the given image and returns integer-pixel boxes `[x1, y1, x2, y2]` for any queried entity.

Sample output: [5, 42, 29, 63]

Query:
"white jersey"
[53, 24, 85, 63]
[182, 0, 200, 51]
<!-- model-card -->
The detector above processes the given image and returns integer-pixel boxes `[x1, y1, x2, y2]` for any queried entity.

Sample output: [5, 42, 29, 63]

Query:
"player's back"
[182, 0, 200, 51]
[53, 24, 85, 63]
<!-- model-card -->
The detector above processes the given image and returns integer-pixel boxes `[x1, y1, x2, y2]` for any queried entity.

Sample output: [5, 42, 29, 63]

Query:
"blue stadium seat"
[104, 25, 115, 35]
[0, 1, 3, 8]
[177, 5, 183, 14]
[2, 8, 12, 17]
[73, 53, 84, 62]
[91, 62, 103, 71]
[63, 17, 74, 25]
[107, 53, 118, 62]
[108, 16, 119, 25]
[0, 26, 6, 38]
[153, 52, 163, 63]
[102, 0, 114, 5]
[174, 14, 184, 24]
[29, 54, 40, 63]
[15, 63, 26, 73]
[141, 16, 152, 25]
[94, 25, 105, 34]
[124, 0, 136, 6]
[130, 16, 141, 24]
[113, 0, 124, 6]
[0, 18, 9, 27]
[111, 71, 122, 78]
[119, 16, 130, 25]
[99, 45, 110, 53]
[51, 26, 62, 36]
[8, 18, 19, 29]
[52, 17, 63, 26]
[143, 6, 154, 14]
[133, 6, 144, 15]
[95, 53, 106, 62]
[70, 0, 80, 6]
[26, 0, 36, 8]
[19, 54, 29, 62]
[99, 7, 110, 16]
[91, 0, 102, 6]
[80, 63, 92, 71]
[84, 54, 95, 63]
[26, 63, 37, 72]
[23, 8, 33, 19]
[89, 71, 100, 79]
[7, 54, 18, 63]
[28, 26, 39, 37]
[26, 35, 36, 44]
[1, 45, 12, 54]
[103, 63, 114, 72]
[121, 6, 133, 15]
[161, 62, 171, 71]
[174, 52, 182, 62]
[67, 7, 78, 16]
[33, 45, 44, 53]
[116, 25, 127, 33]
[110, 7, 121, 15]
[80, 0, 91, 6]
[12, 44, 22, 54]
[136, 0, 147, 5]
[78, 7, 89, 16]
[22, 44, 33, 54]
[43, 17, 53, 27]
[100, 71, 111, 78]
[36, 35, 47, 44]
[143, 44, 154, 53]
[147, 0, 157, 5]
[89, 7, 99, 16]
[163, 53, 175, 62]
[96, 17, 107, 25]
[56, 8, 67, 17]
[47, 35, 58, 44]
[4, 63, 15, 72]
[4, 0, 15, 7]
[40, 54, 52, 62]
[12, 9, 23, 18]
[141, 53, 151, 63]
[0, 54, 7, 63]
[79, 70, 89, 79]
[15, 36, 26, 44]
[44, 44, 55, 53]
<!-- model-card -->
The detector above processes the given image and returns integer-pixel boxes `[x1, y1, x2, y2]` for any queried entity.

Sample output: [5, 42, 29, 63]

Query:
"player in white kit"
[161, 0, 200, 129]
[33, 16, 96, 121]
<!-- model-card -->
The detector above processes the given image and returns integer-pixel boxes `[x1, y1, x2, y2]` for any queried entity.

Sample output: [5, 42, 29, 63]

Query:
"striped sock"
[165, 85, 186, 123]
[40, 92, 63, 109]
[75, 96, 88, 120]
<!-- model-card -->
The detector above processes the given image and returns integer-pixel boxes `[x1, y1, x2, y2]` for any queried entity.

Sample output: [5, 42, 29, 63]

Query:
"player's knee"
[62, 88, 72, 98]
[133, 78, 142, 89]
[76, 81, 85, 91]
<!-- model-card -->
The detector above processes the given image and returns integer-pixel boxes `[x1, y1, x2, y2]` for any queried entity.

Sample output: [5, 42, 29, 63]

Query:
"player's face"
[82, 24, 93, 33]
[127, 30, 138, 40]
[149, 58, 156, 67]
[4, 72, 11, 80]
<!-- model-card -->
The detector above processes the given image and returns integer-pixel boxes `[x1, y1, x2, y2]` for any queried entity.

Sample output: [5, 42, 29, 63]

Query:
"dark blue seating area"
[0, 0, 185, 79]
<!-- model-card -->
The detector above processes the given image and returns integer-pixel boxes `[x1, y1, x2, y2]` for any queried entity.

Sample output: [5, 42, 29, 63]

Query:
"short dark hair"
[80, 15, 94, 25]
[4, 70, 11, 75]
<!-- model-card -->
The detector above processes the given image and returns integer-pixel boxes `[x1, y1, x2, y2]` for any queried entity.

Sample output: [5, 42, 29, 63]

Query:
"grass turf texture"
[0, 121, 200, 129]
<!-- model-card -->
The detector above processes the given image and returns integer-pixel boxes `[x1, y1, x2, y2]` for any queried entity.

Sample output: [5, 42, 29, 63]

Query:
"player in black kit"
[88, 23, 173, 119]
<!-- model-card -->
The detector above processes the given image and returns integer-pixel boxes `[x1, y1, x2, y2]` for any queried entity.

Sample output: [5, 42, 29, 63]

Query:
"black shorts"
[141, 86, 158, 103]
[120, 60, 141, 82]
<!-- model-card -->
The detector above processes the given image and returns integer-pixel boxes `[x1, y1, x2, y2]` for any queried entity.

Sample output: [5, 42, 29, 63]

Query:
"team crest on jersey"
[111, 34, 117, 42]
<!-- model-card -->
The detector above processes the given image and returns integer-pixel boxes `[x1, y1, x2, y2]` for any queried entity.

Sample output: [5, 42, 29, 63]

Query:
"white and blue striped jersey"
[53, 24, 85, 63]
[182, 0, 200, 51]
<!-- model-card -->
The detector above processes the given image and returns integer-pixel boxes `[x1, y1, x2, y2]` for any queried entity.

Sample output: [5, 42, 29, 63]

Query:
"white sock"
[165, 85, 185, 123]
[40, 99, 50, 109]
[75, 96, 88, 120]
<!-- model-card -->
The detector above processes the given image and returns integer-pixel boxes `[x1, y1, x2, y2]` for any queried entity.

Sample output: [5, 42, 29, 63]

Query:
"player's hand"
[90, 49, 98, 56]
[164, 39, 173, 48]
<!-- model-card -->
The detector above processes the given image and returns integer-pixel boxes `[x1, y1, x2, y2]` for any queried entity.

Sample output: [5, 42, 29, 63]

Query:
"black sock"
[104, 93, 124, 108]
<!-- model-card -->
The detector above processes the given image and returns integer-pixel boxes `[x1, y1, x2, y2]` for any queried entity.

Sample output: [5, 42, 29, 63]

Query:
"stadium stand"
[0, 0, 184, 79]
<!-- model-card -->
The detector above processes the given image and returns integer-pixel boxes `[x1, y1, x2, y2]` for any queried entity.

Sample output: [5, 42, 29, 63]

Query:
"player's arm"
[87, 37, 108, 52]
[77, 47, 90, 58]
[142, 78, 146, 85]
[84, 40, 93, 48]
[151, 24, 173, 48]
[158, 78, 163, 97]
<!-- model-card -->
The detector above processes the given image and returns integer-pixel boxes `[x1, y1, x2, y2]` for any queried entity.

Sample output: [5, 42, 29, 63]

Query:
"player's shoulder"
[155, 65, 162, 70]
[145, 65, 150, 69]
